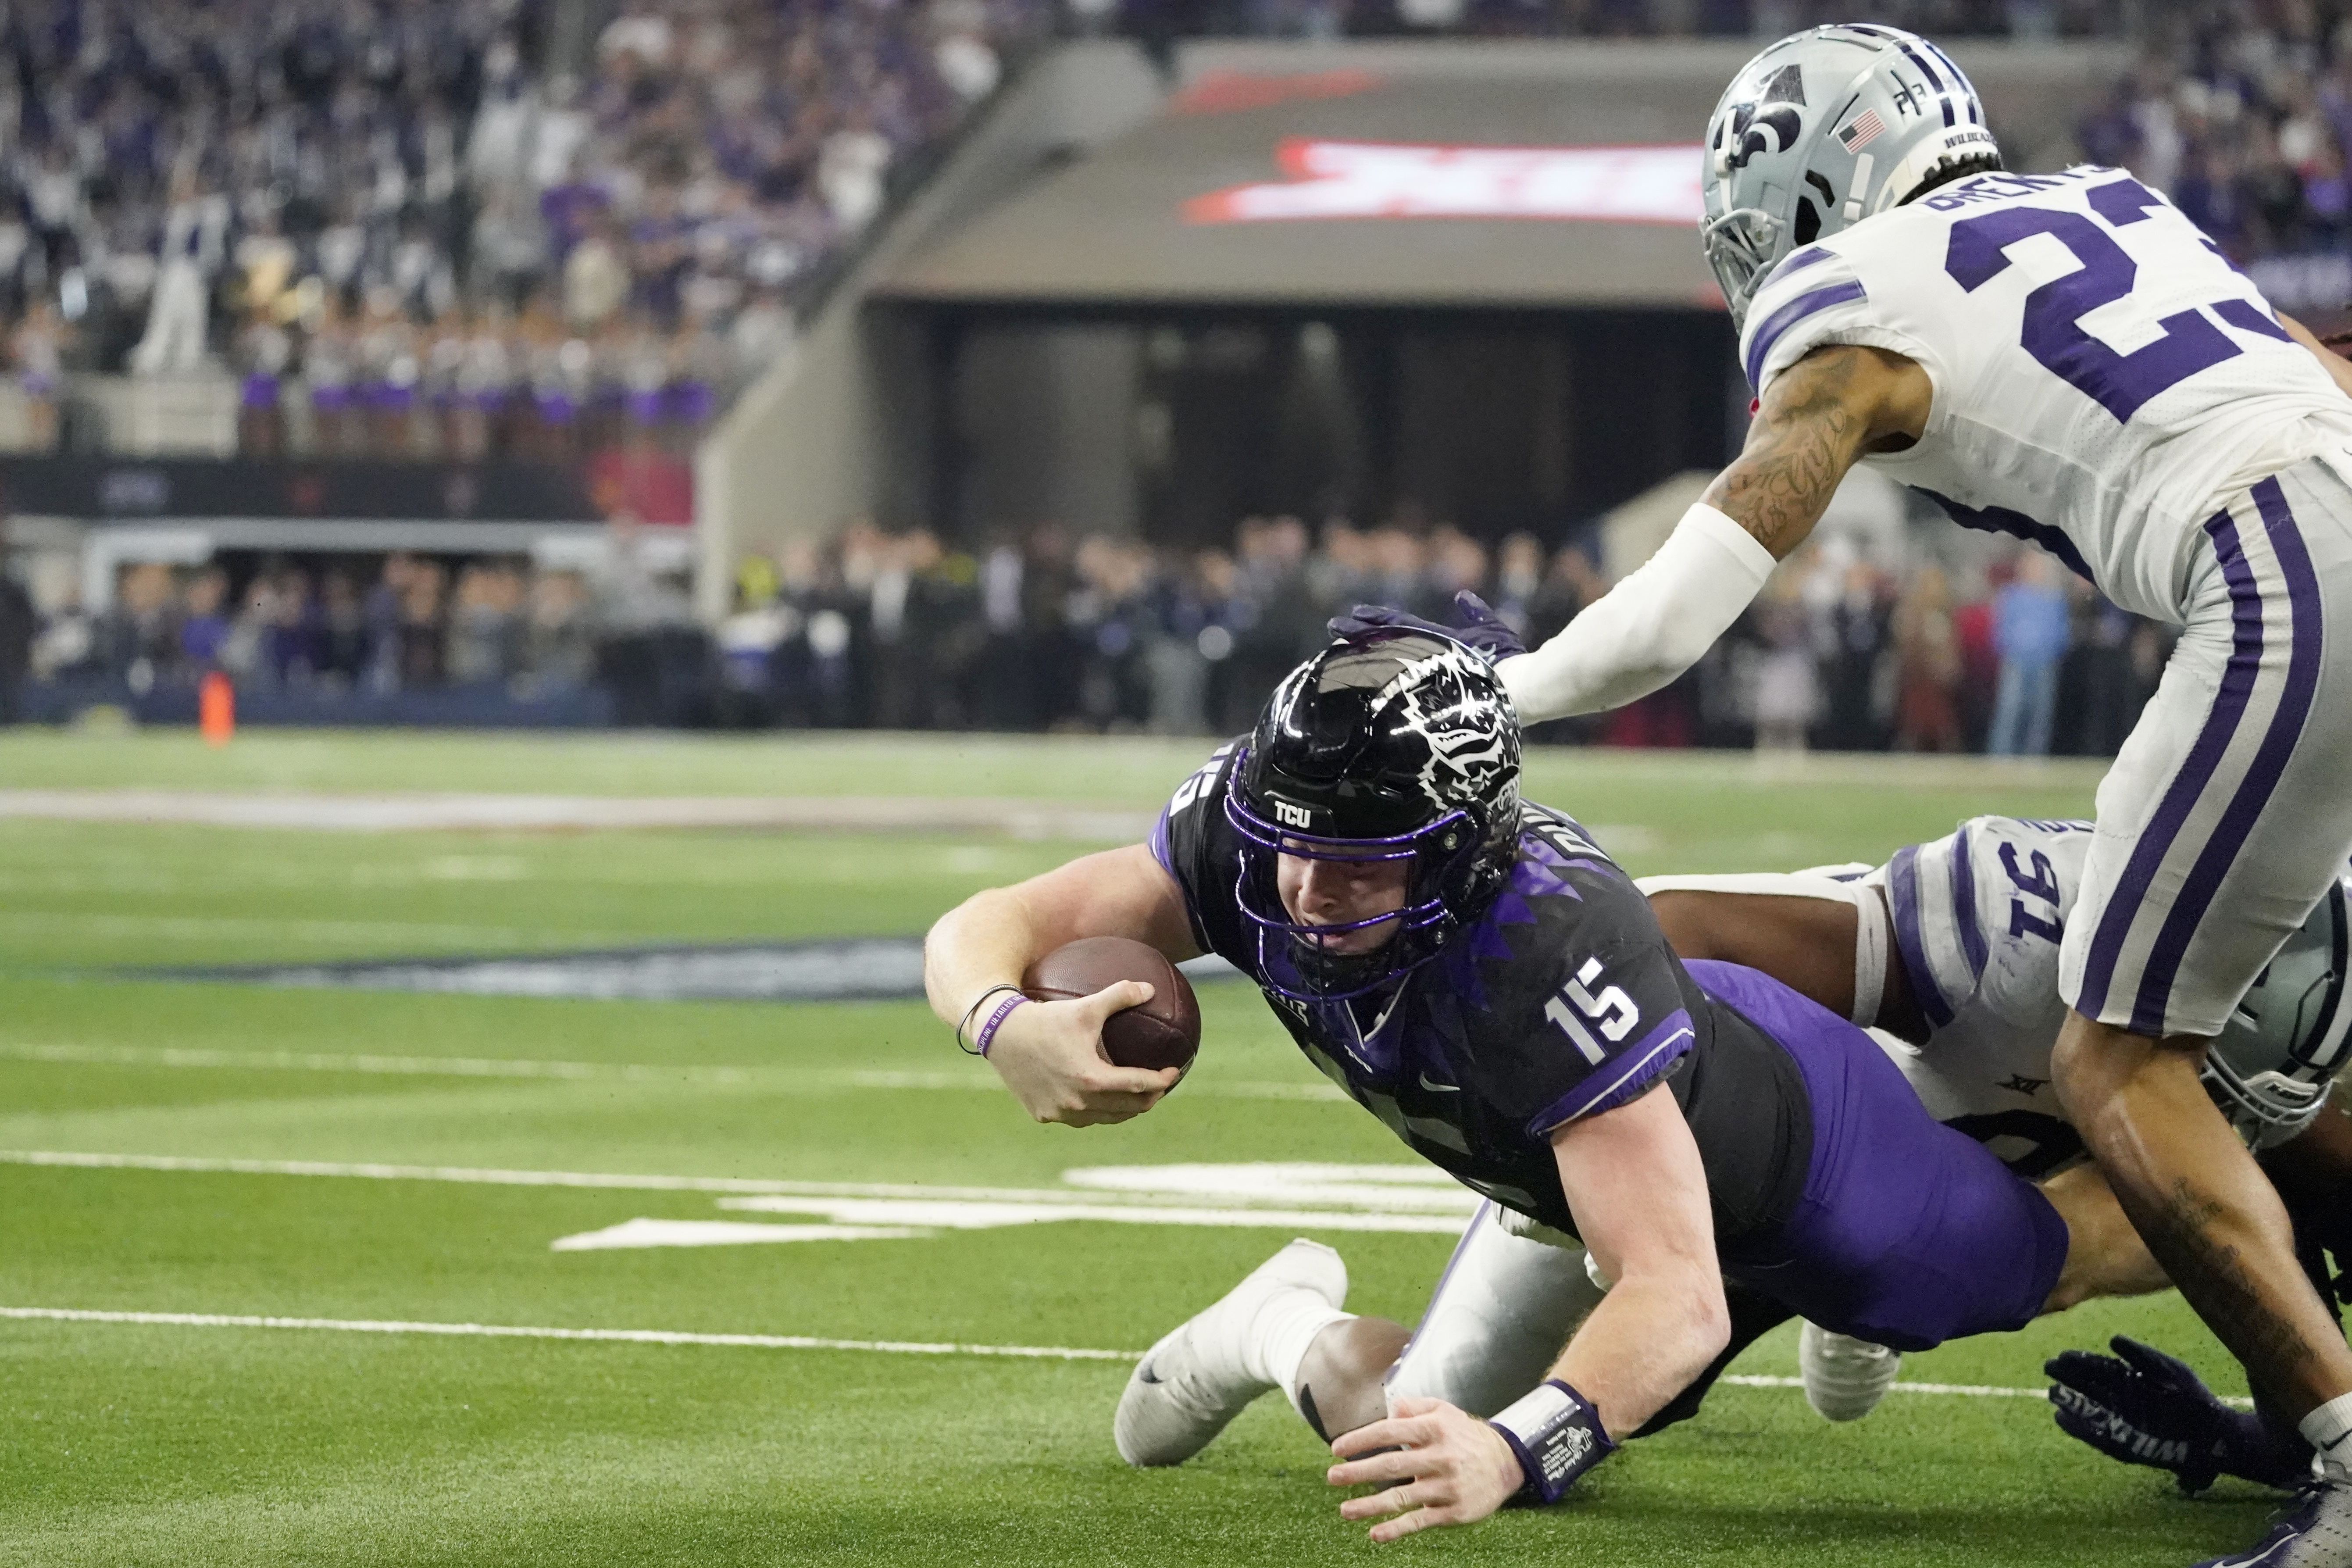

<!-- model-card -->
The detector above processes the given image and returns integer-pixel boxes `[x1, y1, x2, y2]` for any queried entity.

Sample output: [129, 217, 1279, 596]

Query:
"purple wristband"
[973, 993, 1028, 1057]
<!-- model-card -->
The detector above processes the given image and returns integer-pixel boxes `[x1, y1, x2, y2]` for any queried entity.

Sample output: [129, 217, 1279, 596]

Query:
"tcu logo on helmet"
[1723, 62, 1806, 171]
[1272, 799, 1314, 829]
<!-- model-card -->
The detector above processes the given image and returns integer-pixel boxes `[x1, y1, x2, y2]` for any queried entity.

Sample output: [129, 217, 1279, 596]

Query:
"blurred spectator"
[1892, 564, 1963, 752]
[11, 301, 69, 452]
[1753, 599, 1820, 754]
[0, 519, 33, 721]
[1991, 550, 2073, 756]
[178, 568, 232, 673]
[130, 173, 232, 376]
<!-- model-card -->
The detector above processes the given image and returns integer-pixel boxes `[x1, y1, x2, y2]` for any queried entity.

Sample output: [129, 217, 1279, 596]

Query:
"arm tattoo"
[2146, 1177, 2324, 1385]
[1710, 351, 1870, 557]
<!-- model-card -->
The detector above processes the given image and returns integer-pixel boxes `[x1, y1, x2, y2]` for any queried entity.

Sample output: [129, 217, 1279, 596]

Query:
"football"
[1023, 936, 1201, 1077]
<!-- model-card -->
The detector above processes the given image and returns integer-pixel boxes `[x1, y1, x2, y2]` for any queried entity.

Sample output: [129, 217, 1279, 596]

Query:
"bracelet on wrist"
[1488, 1379, 1615, 1506]
[972, 993, 1028, 1057]
[955, 984, 1024, 1056]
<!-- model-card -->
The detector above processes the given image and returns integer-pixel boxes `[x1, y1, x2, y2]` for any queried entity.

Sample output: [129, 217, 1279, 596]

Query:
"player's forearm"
[922, 889, 1042, 1032]
[1548, 1272, 1730, 1439]
[1495, 504, 1777, 722]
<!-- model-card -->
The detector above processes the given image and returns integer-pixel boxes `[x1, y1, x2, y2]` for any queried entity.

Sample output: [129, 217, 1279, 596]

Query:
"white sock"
[1253, 1297, 1351, 1417]
[2302, 1392, 2352, 1483]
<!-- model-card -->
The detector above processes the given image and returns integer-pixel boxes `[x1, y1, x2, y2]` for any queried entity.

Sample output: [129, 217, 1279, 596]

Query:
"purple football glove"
[2046, 1336, 2311, 1493]
[1327, 592, 1528, 664]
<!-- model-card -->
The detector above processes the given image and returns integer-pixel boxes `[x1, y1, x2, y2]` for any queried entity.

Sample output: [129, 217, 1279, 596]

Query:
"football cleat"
[1800, 1321, 1902, 1422]
[1113, 1238, 1348, 1467]
[2193, 1479, 2352, 1568]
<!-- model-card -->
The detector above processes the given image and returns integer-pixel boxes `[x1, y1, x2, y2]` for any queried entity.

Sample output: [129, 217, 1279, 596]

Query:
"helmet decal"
[1375, 639, 1520, 826]
[1230, 629, 1524, 1003]
[1727, 64, 1806, 171]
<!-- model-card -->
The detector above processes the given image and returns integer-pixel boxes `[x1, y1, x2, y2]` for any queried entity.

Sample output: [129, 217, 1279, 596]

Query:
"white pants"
[2062, 456, 2352, 1039]
[1384, 1201, 1604, 1418]
[131, 261, 210, 375]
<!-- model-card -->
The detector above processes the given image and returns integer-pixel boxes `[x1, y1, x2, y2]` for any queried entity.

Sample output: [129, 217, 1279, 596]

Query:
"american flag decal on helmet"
[1837, 109, 1885, 152]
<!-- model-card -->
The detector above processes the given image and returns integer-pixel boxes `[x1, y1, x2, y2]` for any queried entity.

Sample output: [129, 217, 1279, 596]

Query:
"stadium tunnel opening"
[865, 301, 1738, 551]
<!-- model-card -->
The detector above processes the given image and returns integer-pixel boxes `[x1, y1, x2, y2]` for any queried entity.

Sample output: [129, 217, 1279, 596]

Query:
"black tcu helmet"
[1227, 630, 1523, 1000]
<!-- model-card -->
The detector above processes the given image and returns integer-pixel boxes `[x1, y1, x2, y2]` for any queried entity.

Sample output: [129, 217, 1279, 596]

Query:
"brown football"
[1023, 936, 1201, 1078]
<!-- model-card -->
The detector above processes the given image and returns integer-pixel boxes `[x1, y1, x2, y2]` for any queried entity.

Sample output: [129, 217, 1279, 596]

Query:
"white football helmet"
[1701, 25, 2003, 327]
[2204, 878, 2352, 1150]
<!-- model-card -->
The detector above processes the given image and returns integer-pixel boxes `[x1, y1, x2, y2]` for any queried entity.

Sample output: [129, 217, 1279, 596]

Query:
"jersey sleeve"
[1150, 741, 1241, 957]
[1463, 861, 1702, 1137]
[1739, 241, 1931, 399]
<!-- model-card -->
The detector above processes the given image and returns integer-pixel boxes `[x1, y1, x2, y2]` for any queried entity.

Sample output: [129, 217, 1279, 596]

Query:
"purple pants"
[1686, 960, 2067, 1351]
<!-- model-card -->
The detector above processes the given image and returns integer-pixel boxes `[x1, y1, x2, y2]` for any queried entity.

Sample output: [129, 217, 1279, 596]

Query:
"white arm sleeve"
[1497, 504, 1779, 723]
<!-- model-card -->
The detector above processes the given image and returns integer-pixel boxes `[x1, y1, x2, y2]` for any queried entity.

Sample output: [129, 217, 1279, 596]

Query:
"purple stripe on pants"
[1688, 961, 2066, 1350]
[2129, 478, 2326, 1036]
[2076, 508, 2267, 1024]
[1952, 824, 1988, 978]
[1886, 846, 1954, 1027]
[1385, 1199, 1494, 1393]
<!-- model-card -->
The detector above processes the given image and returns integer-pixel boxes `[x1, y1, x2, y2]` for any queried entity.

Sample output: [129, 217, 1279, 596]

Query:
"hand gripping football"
[1023, 936, 1201, 1077]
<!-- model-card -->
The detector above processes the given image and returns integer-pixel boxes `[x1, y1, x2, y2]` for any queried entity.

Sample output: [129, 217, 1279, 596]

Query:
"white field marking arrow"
[546, 1162, 1483, 1250]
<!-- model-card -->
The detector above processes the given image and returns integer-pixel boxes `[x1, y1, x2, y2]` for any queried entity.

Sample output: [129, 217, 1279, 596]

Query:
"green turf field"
[0, 732, 2294, 1566]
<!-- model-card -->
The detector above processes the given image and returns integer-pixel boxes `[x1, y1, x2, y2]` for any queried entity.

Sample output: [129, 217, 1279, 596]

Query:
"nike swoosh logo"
[1418, 1073, 1460, 1093]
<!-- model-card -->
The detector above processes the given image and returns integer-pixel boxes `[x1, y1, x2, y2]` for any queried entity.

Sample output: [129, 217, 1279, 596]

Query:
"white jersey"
[1740, 165, 2352, 624]
[1863, 816, 2094, 1175]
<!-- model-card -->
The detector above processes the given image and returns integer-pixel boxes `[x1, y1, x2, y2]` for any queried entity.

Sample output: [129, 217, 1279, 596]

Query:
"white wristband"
[1496, 502, 1778, 723]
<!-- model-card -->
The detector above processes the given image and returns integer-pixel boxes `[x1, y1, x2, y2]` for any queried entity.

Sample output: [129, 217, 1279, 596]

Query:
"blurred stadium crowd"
[0, 0, 2307, 457]
[707, 516, 2164, 753]
[0, 0, 1046, 454]
[0, 512, 2165, 751]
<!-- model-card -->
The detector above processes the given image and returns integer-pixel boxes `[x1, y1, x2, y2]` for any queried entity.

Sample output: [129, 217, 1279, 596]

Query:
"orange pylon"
[199, 671, 235, 746]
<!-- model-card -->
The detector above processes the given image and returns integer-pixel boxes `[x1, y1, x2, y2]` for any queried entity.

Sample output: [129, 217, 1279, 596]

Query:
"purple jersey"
[1152, 741, 1809, 1245]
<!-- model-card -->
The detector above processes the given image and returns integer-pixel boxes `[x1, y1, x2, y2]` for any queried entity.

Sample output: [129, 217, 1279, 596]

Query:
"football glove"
[1328, 592, 1528, 664]
[2046, 1336, 2312, 1493]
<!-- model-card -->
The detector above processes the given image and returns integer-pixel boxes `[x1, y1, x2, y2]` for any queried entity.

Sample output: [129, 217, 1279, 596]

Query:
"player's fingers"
[2111, 1336, 2196, 1383]
[1369, 1504, 1459, 1543]
[1338, 1482, 1420, 1521]
[1332, 1413, 1436, 1457]
[1328, 1448, 1428, 1489]
[1385, 1395, 1443, 1419]
[1078, 980, 1155, 1020]
[1072, 1071, 1175, 1105]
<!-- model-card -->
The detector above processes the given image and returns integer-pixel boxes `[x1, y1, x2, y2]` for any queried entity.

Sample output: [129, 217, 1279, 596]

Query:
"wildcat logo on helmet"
[1725, 62, 1806, 171]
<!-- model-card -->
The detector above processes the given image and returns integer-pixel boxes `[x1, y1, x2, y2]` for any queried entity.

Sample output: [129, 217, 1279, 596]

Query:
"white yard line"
[0, 1150, 1427, 1210]
[0, 1306, 1135, 1360]
[0, 790, 1153, 839]
[0, 1043, 1345, 1102]
[0, 1308, 2194, 1405]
